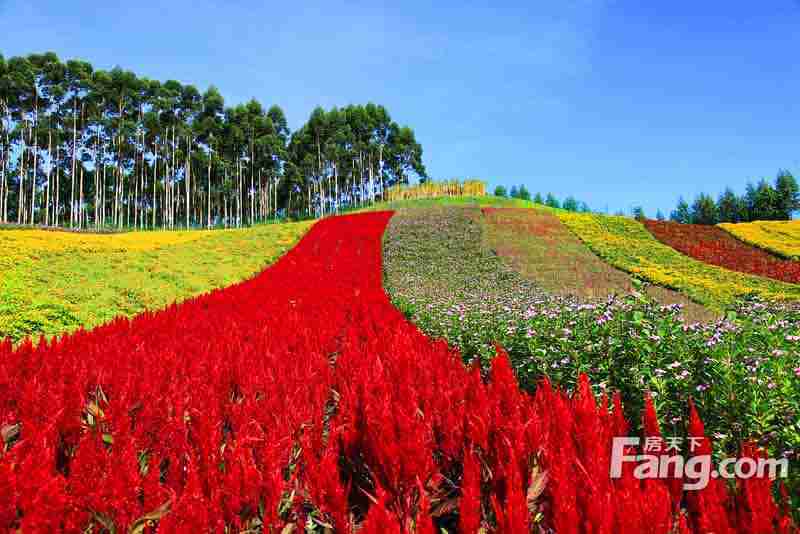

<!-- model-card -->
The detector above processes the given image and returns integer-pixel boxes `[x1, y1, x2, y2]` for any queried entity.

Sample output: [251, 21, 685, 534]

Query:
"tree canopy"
[669, 171, 799, 225]
[0, 52, 427, 229]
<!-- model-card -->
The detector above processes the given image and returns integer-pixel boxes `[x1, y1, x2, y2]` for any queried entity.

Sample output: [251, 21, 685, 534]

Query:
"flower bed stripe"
[558, 211, 800, 308]
[719, 220, 800, 260]
[644, 220, 800, 285]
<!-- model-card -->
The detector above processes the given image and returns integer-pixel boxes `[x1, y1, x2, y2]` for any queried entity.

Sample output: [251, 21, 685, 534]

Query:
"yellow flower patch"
[718, 220, 800, 260]
[0, 221, 315, 342]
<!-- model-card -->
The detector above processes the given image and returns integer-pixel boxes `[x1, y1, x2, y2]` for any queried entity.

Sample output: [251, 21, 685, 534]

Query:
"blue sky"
[1, 1, 798, 215]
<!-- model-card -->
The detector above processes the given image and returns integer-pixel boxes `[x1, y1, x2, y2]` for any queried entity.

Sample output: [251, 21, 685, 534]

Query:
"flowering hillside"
[644, 220, 800, 284]
[0, 212, 793, 532]
[383, 206, 800, 482]
[719, 220, 800, 260]
[557, 212, 800, 308]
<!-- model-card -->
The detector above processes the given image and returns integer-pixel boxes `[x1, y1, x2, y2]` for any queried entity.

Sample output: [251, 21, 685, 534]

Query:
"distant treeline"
[666, 171, 799, 225]
[0, 52, 426, 231]
[494, 184, 591, 212]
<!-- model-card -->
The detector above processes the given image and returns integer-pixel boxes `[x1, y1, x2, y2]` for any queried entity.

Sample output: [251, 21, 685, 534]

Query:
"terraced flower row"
[383, 207, 800, 487]
[0, 221, 313, 342]
[557, 212, 800, 309]
[643, 220, 800, 285]
[481, 208, 713, 322]
[1, 212, 792, 531]
[719, 220, 800, 260]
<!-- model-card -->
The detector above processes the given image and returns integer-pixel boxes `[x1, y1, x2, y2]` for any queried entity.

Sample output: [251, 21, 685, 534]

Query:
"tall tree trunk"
[54, 144, 60, 226]
[45, 129, 52, 226]
[0, 128, 6, 224]
[79, 165, 84, 229]
[186, 136, 191, 229]
[378, 144, 385, 201]
[70, 100, 78, 227]
[30, 94, 39, 224]
[250, 138, 255, 225]
[17, 135, 26, 224]
[116, 97, 125, 229]
[134, 137, 139, 229]
[102, 143, 108, 228]
[95, 131, 101, 228]
[334, 162, 339, 214]
[206, 147, 211, 229]
[367, 151, 373, 204]
[152, 141, 158, 229]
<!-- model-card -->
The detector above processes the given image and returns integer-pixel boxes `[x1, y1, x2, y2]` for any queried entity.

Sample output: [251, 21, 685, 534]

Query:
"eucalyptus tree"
[6, 56, 35, 225]
[196, 85, 225, 228]
[179, 83, 201, 228]
[38, 55, 67, 226]
[63, 59, 93, 227]
[264, 105, 289, 218]
[0, 53, 427, 227]
[386, 123, 425, 188]
[283, 104, 426, 217]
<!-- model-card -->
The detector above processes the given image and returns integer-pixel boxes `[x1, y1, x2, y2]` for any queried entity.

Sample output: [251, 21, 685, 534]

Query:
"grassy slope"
[718, 220, 800, 260]
[558, 212, 800, 309]
[0, 221, 314, 342]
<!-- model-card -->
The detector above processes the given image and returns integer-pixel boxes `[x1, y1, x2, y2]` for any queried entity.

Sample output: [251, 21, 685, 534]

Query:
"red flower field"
[643, 219, 800, 284]
[0, 212, 793, 532]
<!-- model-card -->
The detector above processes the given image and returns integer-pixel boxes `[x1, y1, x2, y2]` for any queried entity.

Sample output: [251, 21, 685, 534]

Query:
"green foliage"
[493, 185, 508, 197]
[691, 193, 718, 225]
[775, 170, 800, 219]
[670, 197, 691, 223]
[670, 171, 799, 225]
[717, 188, 740, 223]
